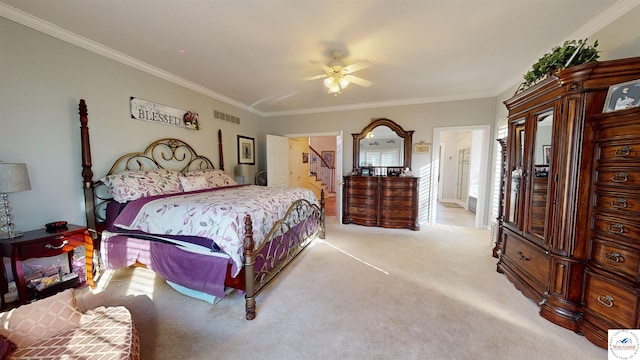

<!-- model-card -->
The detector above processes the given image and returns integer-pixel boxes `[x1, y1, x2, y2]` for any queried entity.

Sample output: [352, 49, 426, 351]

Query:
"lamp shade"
[0, 163, 31, 193]
[235, 164, 250, 178]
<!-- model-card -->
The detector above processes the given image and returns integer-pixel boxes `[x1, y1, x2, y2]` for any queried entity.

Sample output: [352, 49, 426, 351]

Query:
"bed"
[78, 99, 325, 320]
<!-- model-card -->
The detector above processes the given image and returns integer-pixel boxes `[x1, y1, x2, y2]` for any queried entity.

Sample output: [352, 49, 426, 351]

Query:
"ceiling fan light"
[338, 77, 350, 89]
[323, 77, 335, 88]
[328, 84, 341, 94]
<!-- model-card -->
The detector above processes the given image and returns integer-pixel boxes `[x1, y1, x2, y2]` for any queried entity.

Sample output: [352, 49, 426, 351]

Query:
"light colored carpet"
[75, 219, 606, 360]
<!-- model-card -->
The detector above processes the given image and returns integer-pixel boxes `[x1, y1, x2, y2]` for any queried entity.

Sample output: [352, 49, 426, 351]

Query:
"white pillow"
[184, 169, 236, 188]
[179, 174, 209, 192]
[101, 169, 183, 202]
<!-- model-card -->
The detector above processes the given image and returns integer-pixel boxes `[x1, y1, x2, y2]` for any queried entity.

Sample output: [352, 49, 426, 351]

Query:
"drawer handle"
[516, 251, 530, 261]
[604, 252, 623, 263]
[611, 198, 628, 209]
[614, 146, 632, 157]
[597, 295, 615, 308]
[45, 240, 68, 250]
[611, 172, 629, 183]
[608, 223, 625, 234]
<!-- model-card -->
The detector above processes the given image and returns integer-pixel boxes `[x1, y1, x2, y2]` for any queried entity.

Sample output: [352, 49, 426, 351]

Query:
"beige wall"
[0, 18, 263, 231]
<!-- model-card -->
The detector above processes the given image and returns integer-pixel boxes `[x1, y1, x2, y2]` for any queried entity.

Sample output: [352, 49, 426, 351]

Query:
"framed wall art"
[237, 135, 255, 165]
[321, 151, 334, 168]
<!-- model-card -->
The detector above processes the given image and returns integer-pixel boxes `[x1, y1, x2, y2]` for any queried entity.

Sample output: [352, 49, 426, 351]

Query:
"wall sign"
[414, 141, 431, 154]
[130, 97, 199, 130]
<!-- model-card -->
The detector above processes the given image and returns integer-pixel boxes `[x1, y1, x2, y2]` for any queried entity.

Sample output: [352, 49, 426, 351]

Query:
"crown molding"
[261, 92, 497, 118]
[568, 0, 640, 39]
[0, 3, 262, 117]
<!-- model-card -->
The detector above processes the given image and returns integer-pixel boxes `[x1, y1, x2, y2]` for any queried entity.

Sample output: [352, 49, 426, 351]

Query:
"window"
[360, 149, 400, 167]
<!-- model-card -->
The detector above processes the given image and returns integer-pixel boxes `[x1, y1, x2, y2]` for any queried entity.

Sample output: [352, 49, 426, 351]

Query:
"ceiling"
[1, 0, 634, 117]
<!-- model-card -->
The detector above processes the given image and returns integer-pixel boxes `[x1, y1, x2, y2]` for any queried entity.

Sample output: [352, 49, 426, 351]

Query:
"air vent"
[214, 110, 240, 125]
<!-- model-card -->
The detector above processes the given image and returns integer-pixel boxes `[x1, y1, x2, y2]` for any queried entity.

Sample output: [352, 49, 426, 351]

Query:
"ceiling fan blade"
[302, 74, 329, 81]
[309, 60, 333, 73]
[344, 74, 372, 87]
[343, 60, 372, 74]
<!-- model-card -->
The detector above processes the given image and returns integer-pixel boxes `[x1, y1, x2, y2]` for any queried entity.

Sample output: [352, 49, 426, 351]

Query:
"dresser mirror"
[352, 118, 413, 174]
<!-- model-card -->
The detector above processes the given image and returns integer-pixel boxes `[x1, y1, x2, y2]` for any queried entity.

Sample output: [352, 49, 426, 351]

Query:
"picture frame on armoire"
[603, 79, 640, 113]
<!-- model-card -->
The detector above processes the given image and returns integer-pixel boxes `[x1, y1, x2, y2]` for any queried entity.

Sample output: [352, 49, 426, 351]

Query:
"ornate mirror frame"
[352, 118, 414, 172]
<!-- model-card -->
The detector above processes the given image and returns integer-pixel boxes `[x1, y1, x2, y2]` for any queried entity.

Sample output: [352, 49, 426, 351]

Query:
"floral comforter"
[113, 185, 319, 277]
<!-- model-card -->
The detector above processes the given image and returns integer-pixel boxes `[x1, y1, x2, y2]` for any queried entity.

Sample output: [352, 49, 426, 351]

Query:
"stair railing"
[309, 146, 335, 193]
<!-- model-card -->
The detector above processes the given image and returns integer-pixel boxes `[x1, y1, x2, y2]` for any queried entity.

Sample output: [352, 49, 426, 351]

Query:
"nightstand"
[0, 224, 92, 306]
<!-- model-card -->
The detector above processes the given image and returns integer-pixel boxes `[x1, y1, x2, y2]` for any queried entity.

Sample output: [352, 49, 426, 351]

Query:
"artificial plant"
[522, 39, 599, 88]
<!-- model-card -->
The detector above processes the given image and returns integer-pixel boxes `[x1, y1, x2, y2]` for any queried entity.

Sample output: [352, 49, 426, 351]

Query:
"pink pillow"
[0, 289, 83, 348]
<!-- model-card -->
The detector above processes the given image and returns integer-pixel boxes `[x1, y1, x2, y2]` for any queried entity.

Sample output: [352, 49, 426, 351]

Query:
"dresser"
[581, 106, 640, 348]
[342, 175, 419, 230]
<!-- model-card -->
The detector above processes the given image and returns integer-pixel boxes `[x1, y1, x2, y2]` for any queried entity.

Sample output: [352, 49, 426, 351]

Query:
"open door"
[335, 132, 343, 222]
[266, 134, 289, 187]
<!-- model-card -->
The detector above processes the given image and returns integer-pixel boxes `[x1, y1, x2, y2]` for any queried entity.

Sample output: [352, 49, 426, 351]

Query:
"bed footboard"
[243, 191, 325, 320]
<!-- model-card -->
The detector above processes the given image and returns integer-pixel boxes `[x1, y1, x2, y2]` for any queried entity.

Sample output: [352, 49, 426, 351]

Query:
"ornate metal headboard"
[78, 99, 223, 240]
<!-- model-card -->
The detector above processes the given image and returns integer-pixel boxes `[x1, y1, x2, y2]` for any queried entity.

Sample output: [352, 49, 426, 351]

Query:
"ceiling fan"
[307, 50, 372, 95]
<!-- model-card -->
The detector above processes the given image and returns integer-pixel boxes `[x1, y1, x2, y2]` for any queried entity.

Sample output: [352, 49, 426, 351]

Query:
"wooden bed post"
[243, 215, 256, 320]
[218, 129, 224, 171]
[79, 99, 97, 287]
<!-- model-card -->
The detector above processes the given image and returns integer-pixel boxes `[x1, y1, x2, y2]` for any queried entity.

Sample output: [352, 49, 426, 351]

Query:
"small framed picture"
[237, 135, 255, 165]
[321, 151, 335, 168]
[603, 79, 640, 113]
[302, 152, 309, 163]
[543, 145, 551, 165]
[360, 168, 371, 176]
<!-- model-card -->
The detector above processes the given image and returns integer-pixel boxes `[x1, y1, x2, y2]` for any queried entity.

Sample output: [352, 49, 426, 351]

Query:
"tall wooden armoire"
[496, 57, 640, 348]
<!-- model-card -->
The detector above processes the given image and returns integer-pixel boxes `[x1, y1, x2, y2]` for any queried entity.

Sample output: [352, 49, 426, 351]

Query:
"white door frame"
[285, 131, 343, 222]
[432, 125, 491, 228]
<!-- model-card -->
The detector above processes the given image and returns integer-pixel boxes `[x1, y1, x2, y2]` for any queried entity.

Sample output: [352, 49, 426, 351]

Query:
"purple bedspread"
[102, 232, 230, 298]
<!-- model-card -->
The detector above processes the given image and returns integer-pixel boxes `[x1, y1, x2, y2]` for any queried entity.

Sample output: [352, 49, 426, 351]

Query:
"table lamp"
[0, 163, 31, 239]
[235, 164, 250, 184]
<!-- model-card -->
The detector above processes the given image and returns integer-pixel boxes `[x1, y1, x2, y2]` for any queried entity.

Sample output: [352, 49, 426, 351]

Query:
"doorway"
[431, 125, 491, 228]
[285, 131, 343, 222]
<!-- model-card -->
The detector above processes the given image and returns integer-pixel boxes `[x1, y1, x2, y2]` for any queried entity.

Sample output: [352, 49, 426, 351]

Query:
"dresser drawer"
[583, 271, 640, 329]
[15, 232, 86, 260]
[591, 214, 640, 244]
[345, 186, 376, 197]
[591, 238, 640, 282]
[595, 167, 640, 189]
[593, 191, 640, 218]
[596, 142, 640, 164]
[502, 231, 551, 291]
[346, 205, 376, 217]
[380, 177, 417, 190]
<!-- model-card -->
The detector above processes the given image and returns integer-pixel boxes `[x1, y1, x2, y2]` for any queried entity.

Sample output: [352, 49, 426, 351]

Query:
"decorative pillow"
[0, 289, 83, 348]
[184, 169, 236, 188]
[101, 169, 183, 202]
[179, 174, 209, 192]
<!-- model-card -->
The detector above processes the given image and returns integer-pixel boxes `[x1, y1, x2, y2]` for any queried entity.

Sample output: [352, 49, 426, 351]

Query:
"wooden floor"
[324, 194, 336, 216]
